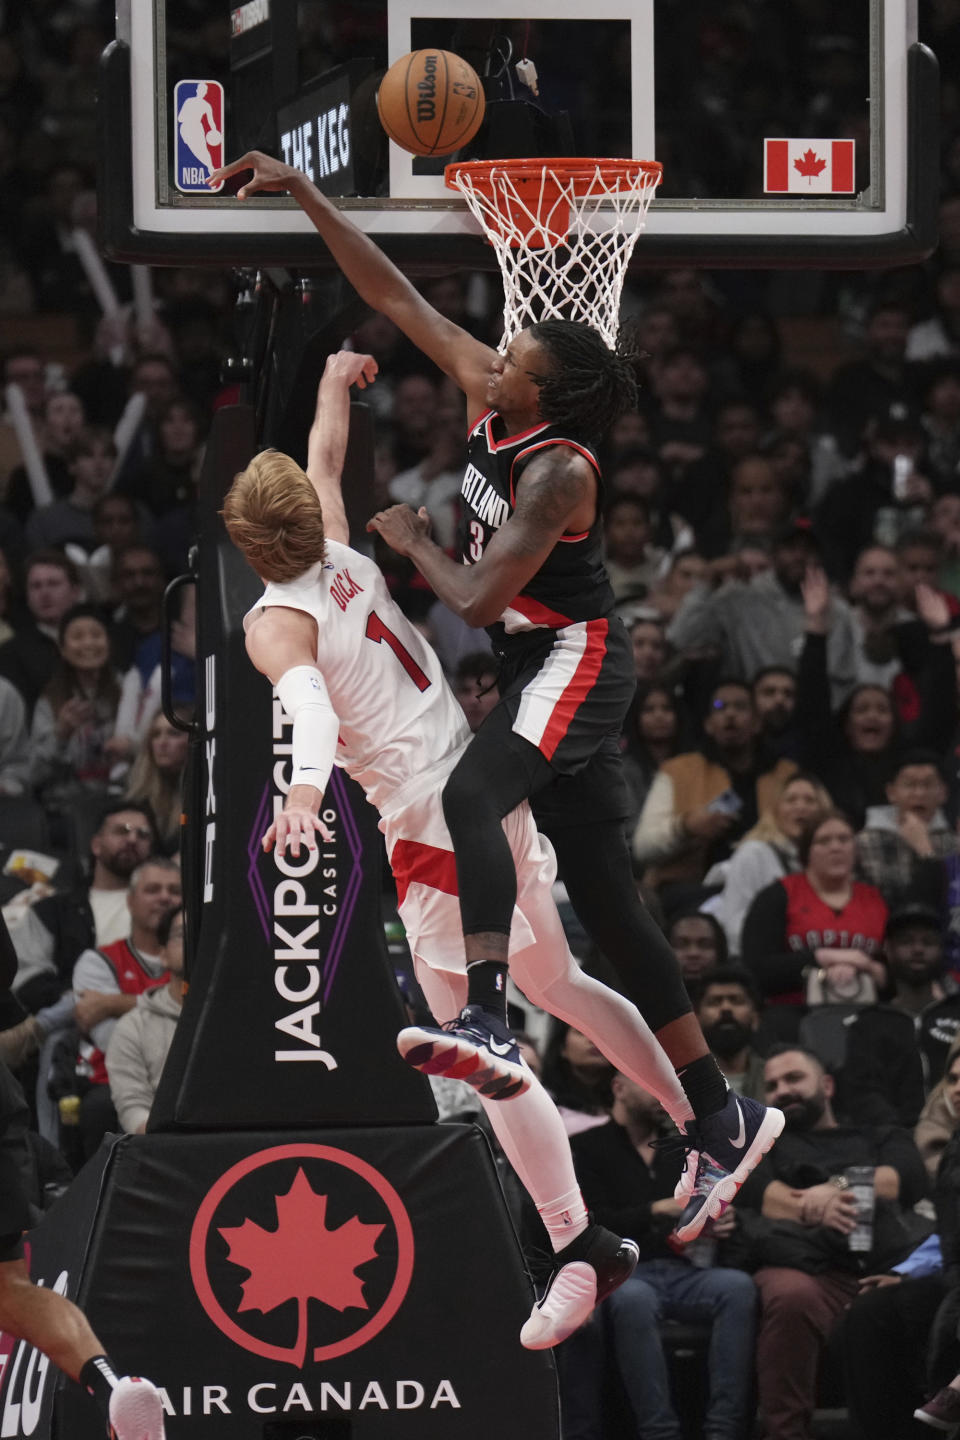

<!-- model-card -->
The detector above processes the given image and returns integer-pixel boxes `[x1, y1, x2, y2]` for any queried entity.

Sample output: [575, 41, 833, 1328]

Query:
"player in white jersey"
[225, 351, 703, 1350]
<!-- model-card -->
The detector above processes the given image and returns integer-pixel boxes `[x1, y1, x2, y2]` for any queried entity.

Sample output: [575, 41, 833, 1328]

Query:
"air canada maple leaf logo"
[190, 1144, 415, 1365]
[219, 1169, 385, 1366]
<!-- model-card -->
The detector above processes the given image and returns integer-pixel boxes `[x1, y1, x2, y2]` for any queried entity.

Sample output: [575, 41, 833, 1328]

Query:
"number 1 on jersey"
[364, 611, 431, 692]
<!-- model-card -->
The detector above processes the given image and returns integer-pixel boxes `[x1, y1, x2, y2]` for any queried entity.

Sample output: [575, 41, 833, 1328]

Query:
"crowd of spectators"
[2, 4, 960, 1439]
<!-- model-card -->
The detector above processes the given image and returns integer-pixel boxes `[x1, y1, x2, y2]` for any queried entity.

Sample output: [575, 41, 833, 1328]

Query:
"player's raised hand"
[801, 562, 830, 633]
[915, 581, 952, 632]
[207, 149, 304, 198]
[321, 350, 379, 393]
[367, 504, 432, 555]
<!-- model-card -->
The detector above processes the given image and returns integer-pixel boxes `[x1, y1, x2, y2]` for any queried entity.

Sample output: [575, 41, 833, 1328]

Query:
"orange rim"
[445, 156, 662, 196]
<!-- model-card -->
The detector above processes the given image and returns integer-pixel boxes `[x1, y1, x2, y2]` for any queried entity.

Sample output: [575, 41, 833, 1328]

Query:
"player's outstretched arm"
[306, 350, 378, 544]
[367, 448, 595, 628]
[209, 151, 496, 414]
[246, 607, 336, 856]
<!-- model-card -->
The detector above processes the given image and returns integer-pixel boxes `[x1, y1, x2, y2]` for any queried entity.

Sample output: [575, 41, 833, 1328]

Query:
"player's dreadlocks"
[526, 319, 642, 444]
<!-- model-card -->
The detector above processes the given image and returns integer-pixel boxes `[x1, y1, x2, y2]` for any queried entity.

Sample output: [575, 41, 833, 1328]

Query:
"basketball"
[206, 128, 221, 146]
[377, 49, 485, 157]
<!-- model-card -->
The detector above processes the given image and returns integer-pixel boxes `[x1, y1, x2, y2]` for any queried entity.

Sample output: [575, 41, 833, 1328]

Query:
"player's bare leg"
[0, 1259, 166, 1440]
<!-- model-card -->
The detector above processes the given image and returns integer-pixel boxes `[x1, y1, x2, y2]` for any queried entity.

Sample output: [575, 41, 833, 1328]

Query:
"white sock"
[480, 1083, 590, 1251]
[537, 1187, 591, 1252]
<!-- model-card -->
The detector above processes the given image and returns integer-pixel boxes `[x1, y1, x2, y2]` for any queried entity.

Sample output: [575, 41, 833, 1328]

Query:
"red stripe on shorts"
[391, 838, 459, 906]
[507, 591, 573, 628]
[539, 618, 609, 761]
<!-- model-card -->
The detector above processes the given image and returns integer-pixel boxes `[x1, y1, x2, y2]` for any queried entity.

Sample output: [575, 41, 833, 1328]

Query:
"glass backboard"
[99, 0, 938, 270]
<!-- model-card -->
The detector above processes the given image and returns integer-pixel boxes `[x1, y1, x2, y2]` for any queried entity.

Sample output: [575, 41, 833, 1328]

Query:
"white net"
[446, 159, 662, 349]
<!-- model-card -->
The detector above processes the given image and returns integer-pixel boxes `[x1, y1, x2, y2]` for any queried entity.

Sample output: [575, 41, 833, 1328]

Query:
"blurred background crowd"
[3, 3, 960, 1439]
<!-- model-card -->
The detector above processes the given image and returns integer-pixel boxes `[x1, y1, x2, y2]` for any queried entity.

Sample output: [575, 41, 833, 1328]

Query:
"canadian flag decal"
[764, 138, 855, 194]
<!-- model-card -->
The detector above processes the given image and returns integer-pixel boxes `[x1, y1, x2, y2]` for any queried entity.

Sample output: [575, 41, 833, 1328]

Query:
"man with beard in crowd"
[843, 904, 960, 1129]
[751, 666, 798, 760]
[736, 1045, 928, 1440]
[693, 966, 766, 1102]
[847, 545, 914, 687]
[0, 802, 156, 1136]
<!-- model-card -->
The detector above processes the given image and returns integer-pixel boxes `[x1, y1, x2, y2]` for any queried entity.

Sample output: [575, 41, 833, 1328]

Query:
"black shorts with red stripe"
[493, 612, 634, 777]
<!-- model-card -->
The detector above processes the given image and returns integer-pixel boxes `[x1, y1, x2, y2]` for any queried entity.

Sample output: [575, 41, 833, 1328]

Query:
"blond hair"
[739, 770, 833, 848]
[222, 449, 326, 582]
[124, 709, 192, 853]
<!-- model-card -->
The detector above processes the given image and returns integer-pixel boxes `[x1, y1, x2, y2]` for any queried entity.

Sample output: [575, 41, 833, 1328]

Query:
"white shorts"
[380, 749, 557, 976]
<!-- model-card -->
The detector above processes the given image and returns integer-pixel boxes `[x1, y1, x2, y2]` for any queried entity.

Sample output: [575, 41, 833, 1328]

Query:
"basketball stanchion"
[446, 157, 662, 347]
[3, 406, 559, 1440]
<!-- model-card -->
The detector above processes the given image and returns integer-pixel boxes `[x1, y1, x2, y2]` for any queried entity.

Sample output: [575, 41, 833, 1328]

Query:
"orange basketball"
[377, 49, 485, 157]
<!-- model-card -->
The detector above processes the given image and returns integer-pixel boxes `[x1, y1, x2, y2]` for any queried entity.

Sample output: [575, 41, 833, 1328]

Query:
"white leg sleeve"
[413, 955, 586, 1222]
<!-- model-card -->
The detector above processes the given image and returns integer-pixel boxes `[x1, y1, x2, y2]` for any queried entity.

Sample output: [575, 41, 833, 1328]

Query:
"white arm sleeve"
[276, 665, 340, 793]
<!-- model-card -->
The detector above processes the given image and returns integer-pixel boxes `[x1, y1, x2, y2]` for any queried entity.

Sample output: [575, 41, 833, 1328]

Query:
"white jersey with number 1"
[243, 540, 469, 815]
[243, 539, 552, 974]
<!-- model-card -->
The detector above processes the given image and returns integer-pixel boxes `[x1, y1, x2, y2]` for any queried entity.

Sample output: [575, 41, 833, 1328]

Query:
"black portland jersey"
[457, 409, 614, 640]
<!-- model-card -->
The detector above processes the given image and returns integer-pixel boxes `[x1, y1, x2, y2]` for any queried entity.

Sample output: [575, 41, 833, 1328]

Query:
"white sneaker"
[520, 1261, 598, 1350]
[109, 1377, 166, 1440]
[520, 1226, 640, 1350]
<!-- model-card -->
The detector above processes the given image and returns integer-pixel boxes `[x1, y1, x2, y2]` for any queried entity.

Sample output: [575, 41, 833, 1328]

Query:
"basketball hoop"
[445, 157, 662, 349]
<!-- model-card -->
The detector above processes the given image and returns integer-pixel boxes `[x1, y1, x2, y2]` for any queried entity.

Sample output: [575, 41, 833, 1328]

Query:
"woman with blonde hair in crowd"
[123, 708, 192, 856]
[915, 1036, 960, 1183]
[714, 771, 832, 956]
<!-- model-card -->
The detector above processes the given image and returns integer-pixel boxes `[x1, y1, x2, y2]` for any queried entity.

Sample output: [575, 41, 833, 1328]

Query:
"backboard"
[99, 0, 939, 271]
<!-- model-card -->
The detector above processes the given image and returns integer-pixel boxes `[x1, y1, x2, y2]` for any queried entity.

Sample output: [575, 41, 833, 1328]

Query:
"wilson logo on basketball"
[189, 1144, 415, 1366]
[416, 53, 438, 121]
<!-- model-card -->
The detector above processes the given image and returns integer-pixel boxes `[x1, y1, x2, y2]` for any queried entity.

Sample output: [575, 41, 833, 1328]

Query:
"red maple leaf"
[794, 148, 827, 180]
[219, 1168, 385, 1367]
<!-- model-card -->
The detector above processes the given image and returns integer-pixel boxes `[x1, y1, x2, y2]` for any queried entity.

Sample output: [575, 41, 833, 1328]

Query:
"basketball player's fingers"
[261, 821, 278, 852]
[207, 153, 251, 186]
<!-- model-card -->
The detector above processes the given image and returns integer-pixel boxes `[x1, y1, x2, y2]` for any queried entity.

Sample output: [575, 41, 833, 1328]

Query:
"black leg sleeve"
[441, 702, 555, 937]
[541, 816, 693, 1033]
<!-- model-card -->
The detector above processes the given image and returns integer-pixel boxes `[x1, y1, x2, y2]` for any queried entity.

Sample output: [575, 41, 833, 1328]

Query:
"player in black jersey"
[210, 149, 784, 1241]
[0, 914, 166, 1440]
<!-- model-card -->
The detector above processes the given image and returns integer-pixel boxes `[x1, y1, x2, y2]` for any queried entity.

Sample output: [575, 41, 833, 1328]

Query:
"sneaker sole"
[397, 1027, 531, 1100]
[914, 1406, 960, 1434]
[674, 1107, 786, 1243]
[109, 1378, 166, 1440]
[674, 1149, 699, 1202]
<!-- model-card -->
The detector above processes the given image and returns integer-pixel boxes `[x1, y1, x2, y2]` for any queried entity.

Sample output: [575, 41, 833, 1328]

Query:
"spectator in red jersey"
[70, 858, 181, 1157]
[740, 810, 888, 1021]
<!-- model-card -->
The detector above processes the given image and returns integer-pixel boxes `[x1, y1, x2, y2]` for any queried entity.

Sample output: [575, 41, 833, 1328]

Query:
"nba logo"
[174, 79, 224, 193]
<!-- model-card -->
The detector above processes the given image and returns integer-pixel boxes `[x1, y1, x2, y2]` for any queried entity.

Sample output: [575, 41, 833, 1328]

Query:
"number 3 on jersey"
[468, 519, 485, 562]
[364, 611, 431, 692]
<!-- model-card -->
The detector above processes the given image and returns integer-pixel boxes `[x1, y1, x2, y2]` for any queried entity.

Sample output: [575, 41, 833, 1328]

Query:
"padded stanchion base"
[1, 1126, 558, 1439]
